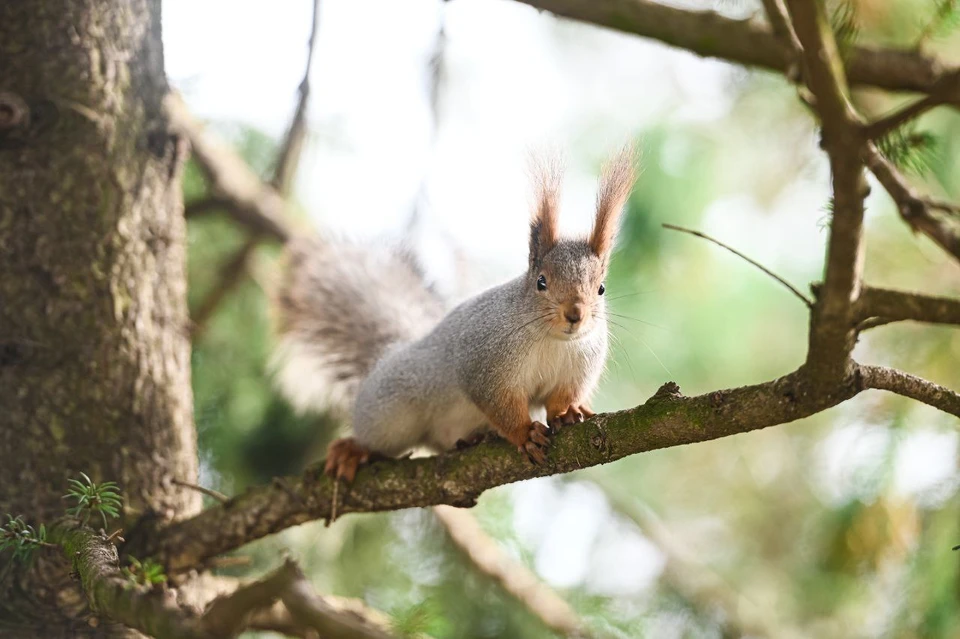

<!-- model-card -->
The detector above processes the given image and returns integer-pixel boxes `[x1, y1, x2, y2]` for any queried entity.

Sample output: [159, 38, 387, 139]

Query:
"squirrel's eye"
[598, 283, 606, 296]
[536, 275, 547, 291]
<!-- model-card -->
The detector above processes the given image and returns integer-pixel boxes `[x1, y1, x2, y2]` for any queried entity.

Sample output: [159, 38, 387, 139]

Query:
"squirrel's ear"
[528, 153, 563, 270]
[589, 144, 638, 258]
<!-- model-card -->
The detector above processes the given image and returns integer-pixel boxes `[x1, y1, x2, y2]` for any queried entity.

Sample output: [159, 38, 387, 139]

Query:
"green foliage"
[876, 126, 939, 176]
[829, 1, 860, 53]
[0, 515, 47, 563]
[121, 556, 167, 587]
[64, 473, 122, 529]
[916, 0, 960, 45]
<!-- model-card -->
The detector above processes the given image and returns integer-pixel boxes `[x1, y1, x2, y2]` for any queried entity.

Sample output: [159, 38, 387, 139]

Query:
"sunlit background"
[164, 0, 960, 636]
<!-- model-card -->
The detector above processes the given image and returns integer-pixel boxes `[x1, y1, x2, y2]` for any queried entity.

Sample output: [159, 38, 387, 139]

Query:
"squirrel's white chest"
[519, 333, 602, 402]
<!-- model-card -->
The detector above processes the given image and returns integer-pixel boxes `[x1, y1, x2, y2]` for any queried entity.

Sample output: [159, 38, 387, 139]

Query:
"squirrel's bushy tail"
[272, 236, 445, 414]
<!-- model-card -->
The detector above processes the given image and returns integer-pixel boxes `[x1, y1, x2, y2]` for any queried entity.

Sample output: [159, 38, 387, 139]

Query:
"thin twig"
[662, 224, 812, 307]
[759, 0, 802, 81]
[863, 94, 942, 140]
[190, 234, 262, 340]
[171, 478, 229, 504]
[271, 0, 322, 195]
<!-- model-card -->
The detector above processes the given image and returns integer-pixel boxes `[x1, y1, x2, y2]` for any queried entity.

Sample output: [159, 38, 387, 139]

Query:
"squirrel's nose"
[564, 308, 582, 324]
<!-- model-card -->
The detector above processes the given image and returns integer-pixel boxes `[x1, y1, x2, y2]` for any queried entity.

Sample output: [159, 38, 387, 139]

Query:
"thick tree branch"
[165, 94, 294, 243]
[508, 0, 960, 99]
[432, 505, 587, 637]
[860, 365, 960, 416]
[141, 369, 867, 573]
[855, 286, 960, 328]
[862, 142, 960, 261]
[785, 0, 866, 381]
[50, 523, 392, 639]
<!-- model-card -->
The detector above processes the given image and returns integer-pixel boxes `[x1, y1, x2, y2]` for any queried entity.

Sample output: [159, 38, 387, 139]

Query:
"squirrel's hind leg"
[324, 437, 371, 482]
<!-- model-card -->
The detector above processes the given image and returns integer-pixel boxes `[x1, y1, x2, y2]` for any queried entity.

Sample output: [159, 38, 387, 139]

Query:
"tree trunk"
[0, 1, 198, 635]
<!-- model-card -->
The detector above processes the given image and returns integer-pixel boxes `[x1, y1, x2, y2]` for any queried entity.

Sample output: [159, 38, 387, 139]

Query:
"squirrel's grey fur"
[272, 146, 636, 468]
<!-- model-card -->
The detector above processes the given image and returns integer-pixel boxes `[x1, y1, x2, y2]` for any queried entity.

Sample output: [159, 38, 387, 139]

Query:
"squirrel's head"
[527, 145, 637, 340]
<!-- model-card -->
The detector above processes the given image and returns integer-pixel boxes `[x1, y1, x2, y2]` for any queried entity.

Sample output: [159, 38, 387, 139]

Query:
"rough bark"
[0, 1, 199, 636]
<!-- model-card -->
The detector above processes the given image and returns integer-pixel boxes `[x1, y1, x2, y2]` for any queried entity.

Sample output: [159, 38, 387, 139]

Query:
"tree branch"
[280, 564, 396, 639]
[202, 559, 299, 637]
[50, 523, 209, 639]
[855, 286, 960, 328]
[785, 0, 866, 382]
[432, 505, 587, 637]
[862, 142, 960, 261]
[140, 368, 867, 573]
[165, 94, 294, 243]
[860, 365, 960, 416]
[862, 94, 943, 140]
[271, 0, 322, 196]
[508, 0, 960, 99]
[662, 224, 812, 307]
[190, 234, 262, 340]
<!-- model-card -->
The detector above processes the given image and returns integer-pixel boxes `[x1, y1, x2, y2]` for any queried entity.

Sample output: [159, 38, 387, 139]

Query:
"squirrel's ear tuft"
[590, 144, 638, 258]
[528, 152, 563, 270]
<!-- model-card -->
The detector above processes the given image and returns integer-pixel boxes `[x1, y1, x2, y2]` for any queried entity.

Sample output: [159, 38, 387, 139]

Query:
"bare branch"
[759, 0, 801, 65]
[859, 365, 960, 416]
[785, 0, 867, 381]
[271, 0, 322, 196]
[862, 142, 960, 261]
[202, 559, 299, 637]
[432, 505, 587, 637]
[855, 286, 960, 328]
[863, 94, 943, 140]
[170, 478, 230, 504]
[281, 563, 396, 639]
[190, 234, 262, 340]
[662, 224, 812, 307]
[165, 94, 294, 243]
[508, 0, 960, 99]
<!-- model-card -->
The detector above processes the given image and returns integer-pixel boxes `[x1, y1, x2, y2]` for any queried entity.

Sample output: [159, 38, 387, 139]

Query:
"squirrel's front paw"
[520, 421, 551, 465]
[549, 404, 595, 431]
[324, 437, 371, 482]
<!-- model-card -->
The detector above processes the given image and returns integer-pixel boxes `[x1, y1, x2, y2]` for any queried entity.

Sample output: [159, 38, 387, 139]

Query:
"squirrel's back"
[272, 236, 445, 415]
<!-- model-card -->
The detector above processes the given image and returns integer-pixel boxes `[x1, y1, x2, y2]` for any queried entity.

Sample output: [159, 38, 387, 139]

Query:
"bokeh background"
[165, 0, 960, 636]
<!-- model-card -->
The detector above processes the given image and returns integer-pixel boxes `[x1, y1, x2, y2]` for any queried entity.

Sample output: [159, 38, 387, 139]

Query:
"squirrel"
[272, 146, 637, 481]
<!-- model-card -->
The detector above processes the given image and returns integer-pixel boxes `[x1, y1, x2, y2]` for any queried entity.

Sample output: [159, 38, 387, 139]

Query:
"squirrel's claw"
[324, 437, 371, 483]
[549, 405, 593, 431]
[521, 421, 551, 465]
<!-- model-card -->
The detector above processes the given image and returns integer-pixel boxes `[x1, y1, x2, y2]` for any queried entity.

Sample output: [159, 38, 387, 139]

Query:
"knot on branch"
[650, 381, 683, 401]
[0, 92, 29, 131]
